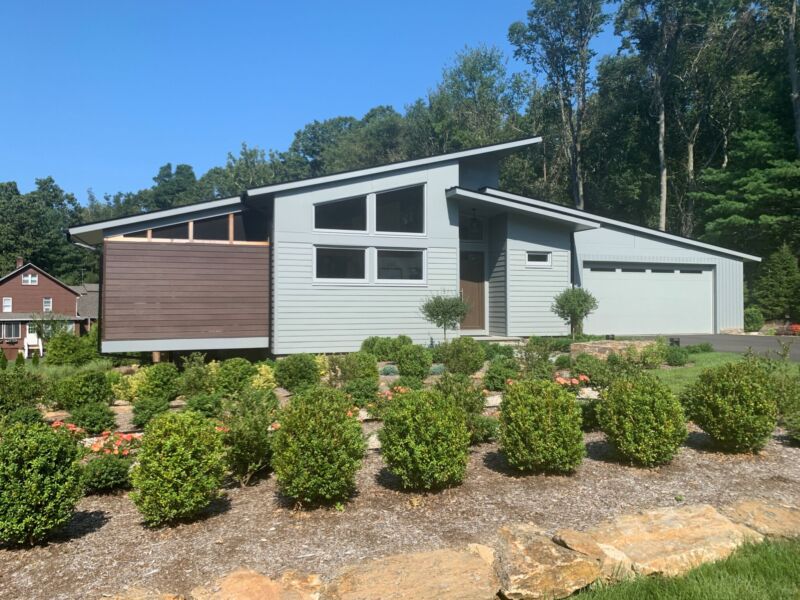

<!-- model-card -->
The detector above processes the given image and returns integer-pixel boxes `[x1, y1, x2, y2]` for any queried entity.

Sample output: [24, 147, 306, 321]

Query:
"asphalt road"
[669, 334, 800, 362]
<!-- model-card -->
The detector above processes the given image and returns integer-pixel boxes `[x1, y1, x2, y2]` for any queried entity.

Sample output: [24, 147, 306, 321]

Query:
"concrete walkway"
[672, 334, 800, 362]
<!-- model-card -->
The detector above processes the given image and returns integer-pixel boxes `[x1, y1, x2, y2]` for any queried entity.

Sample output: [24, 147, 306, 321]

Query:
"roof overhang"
[446, 187, 600, 232]
[482, 188, 760, 262]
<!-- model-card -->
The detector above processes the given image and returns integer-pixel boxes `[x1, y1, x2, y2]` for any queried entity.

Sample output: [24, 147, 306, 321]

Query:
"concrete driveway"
[670, 334, 800, 362]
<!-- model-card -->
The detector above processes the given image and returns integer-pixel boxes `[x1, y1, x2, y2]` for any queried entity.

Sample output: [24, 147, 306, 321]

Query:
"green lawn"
[578, 540, 800, 600]
[653, 352, 742, 394]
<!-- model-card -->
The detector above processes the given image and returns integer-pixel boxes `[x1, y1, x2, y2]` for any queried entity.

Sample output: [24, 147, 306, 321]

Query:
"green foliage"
[342, 378, 379, 407]
[598, 374, 687, 467]
[329, 351, 378, 386]
[31, 352, 39, 367]
[221, 387, 279, 486]
[0, 367, 43, 414]
[14, 353, 23, 368]
[551, 288, 599, 338]
[215, 357, 257, 398]
[682, 359, 778, 453]
[391, 375, 425, 390]
[744, 306, 765, 332]
[178, 352, 215, 398]
[484, 356, 519, 391]
[554, 354, 572, 369]
[396, 345, 432, 379]
[390, 335, 414, 361]
[685, 343, 714, 354]
[68, 402, 116, 434]
[274, 353, 320, 392]
[1, 405, 43, 428]
[753, 244, 800, 320]
[49, 370, 112, 411]
[0, 353, 6, 370]
[360, 336, 395, 361]
[185, 391, 224, 418]
[665, 345, 690, 367]
[435, 372, 496, 444]
[271, 386, 365, 504]
[44, 326, 99, 367]
[519, 336, 557, 380]
[577, 398, 600, 432]
[82, 455, 132, 494]
[0, 423, 83, 545]
[133, 363, 179, 428]
[379, 389, 470, 490]
[636, 340, 668, 369]
[499, 379, 585, 473]
[420, 295, 470, 340]
[130, 411, 226, 526]
[380, 364, 399, 376]
[480, 342, 515, 361]
[441, 336, 486, 375]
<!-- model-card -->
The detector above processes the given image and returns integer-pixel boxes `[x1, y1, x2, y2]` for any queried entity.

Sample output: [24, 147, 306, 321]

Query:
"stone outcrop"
[721, 499, 800, 539]
[190, 569, 321, 600]
[570, 340, 654, 360]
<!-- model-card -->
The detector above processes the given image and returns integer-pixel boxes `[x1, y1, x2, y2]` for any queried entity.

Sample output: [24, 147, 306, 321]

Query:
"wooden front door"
[460, 251, 485, 330]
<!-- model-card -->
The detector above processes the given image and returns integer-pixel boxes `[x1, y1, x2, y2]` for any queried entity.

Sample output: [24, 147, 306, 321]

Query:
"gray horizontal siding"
[487, 215, 507, 336]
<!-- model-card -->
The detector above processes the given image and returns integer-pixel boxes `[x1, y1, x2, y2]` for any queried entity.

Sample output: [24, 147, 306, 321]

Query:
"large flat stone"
[191, 569, 321, 600]
[721, 499, 800, 539]
[325, 546, 498, 600]
[495, 523, 601, 600]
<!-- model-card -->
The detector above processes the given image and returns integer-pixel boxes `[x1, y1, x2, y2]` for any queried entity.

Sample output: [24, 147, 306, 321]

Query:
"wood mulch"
[1, 427, 798, 600]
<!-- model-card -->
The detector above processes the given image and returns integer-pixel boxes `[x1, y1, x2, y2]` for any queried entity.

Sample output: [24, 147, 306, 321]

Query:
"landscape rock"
[721, 499, 800, 539]
[570, 340, 654, 360]
[554, 528, 633, 581]
[325, 547, 499, 600]
[495, 523, 601, 600]
[190, 569, 321, 600]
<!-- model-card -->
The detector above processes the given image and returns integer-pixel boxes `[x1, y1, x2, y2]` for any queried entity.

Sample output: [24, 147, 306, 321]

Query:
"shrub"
[380, 364, 399, 376]
[271, 386, 365, 504]
[685, 342, 714, 354]
[130, 411, 226, 525]
[519, 337, 557, 380]
[0, 405, 43, 428]
[0, 423, 83, 545]
[430, 341, 448, 364]
[0, 353, 6, 370]
[484, 357, 519, 391]
[250, 362, 276, 391]
[83, 455, 132, 494]
[222, 387, 279, 486]
[441, 336, 486, 376]
[186, 391, 224, 418]
[638, 340, 668, 369]
[752, 243, 800, 320]
[577, 398, 600, 431]
[379, 390, 470, 490]
[665, 345, 690, 367]
[429, 363, 446, 376]
[0, 368, 43, 414]
[598, 374, 687, 466]
[785, 400, 800, 444]
[480, 342, 515, 362]
[744, 306, 765, 332]
[390, 335, 414, 361]
[343, 378, 379, 407]
[31, 352, 39, 366]
[14, 353, 23, 368]
[682, 359, 778, 453]
[215, 358, 257, 398]
[499, 379, 585, 473]
[420, 295, 470, 340]
[50, 371, 112, 411]
[68, 402, 116, 435]
[329, 351, 378, 386]
[396, 345, 432, 379]
[554, 354, 572, 369]
[274, 354, 319, 392]
[111, 368, 147, 404]
[435, 372, 495, 444]
[43, 332, 82, 366]
[178, 353, 215, 398]
[391, 375, 425, 390]
[551, 287, 598, 339]
[132, 363, 179, 428]
[361, 336, 394, 361]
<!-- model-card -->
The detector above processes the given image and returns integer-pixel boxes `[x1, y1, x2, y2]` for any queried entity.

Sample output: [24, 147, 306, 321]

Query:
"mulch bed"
[1, 426, 798, 599]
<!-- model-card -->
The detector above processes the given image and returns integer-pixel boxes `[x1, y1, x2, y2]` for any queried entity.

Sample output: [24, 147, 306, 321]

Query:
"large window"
[2, 322, 20, 338]
[315, 247, 366, 280]
[376, 185, 424, 234]
[377, 250, 424, 282]
[2, 298, 11, 313]
[315, 196, 367, 231]
[21, 273, 38, 285]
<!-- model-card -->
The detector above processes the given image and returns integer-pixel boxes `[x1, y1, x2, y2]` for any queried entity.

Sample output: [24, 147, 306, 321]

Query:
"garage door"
[582, 264, 714, 335]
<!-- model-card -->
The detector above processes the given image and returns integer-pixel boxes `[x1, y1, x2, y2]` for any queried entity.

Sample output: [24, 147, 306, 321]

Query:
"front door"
[460, 251, 485, 330]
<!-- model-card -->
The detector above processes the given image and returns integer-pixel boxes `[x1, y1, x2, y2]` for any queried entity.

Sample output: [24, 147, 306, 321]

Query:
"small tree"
[551, 287, 598, 339]
[753, 244, 800, 320]
[420, 295, 470, 340]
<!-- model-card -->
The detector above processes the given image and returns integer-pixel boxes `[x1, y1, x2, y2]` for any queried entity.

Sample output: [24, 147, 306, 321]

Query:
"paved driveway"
[670, 334, 800, 362]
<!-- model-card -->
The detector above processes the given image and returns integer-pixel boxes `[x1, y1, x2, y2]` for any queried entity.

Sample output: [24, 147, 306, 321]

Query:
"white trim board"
[101, 336, 270, 353]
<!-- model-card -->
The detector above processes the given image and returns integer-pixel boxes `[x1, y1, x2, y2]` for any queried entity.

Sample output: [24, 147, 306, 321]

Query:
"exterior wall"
[459, 157, 499, 190]
[574, 226, 745, 332]
[102, 241, 270, 346]
[487, 214, 507, 336]
[505, 215, 572, 337]
[0, 267, 78, 315]
[272, 163, 461, 354]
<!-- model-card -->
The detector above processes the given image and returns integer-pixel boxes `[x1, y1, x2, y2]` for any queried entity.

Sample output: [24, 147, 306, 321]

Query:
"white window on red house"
[43, 297, 52, 313]
[21, 272, 38, 285]
[2, 297, 11, 313]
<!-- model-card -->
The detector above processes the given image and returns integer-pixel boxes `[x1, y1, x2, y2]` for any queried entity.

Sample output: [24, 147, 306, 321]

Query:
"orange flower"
[270, 422, 281, 431]
[122, 449, 129, 456]
[571, 378, 579, 386]
[578, 374, 590, 383]
[555, 376, 568, 385]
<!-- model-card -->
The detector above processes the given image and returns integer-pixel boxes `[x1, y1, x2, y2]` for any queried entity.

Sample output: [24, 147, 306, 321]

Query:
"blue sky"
[0, 1, 619, 202]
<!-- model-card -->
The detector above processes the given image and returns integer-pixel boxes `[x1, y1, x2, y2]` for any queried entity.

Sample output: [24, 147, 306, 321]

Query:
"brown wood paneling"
[460, 251, 485, 329]
[102, 241, 270, 343]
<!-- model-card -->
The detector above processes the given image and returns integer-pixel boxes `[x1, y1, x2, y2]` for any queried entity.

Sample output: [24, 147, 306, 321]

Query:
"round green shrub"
[379, 389, 470, 490]
[274, 354, 320, 392]
[682, 359, 778, 453]
[785, 400, 800, 444]
[430, 342, 448, 364]
[215, 357, 257, 397]
[554, 354, 572, 369]
[484, 357, 519, 391]
[132, 395, 169, 429]
[83, 454, 132, 494]
[0, 423, 83, 545]
[597, 374, 687, 466]
[0, 368, 43, 414]
[271, 386, 365, 504]
[744, 306, 765, 333]
[0, 353, 7, 370]
[391, 375, 425, 390]
[577, 398, 600, 432]
[389, 335, 414, 361]
[435, 372, 496, 444]
[68, 402, 116, 434]
[638, 341, 667, 369]
[499, 379, 585, 473]
[665, 345, 690, 367]
[342, 378, 379, 407]
[1, 405, 43, 428]
[396, 345, 432, 379]
[51, 371, 112, 411]
[186, 391, 224, 418]
[132, 363, 180, 429]
[222, 387, 279, 486]
[480, 342, 515, 362]
[178, 352, 215, 398]
[130, 411, 226, 526]
[329, 351, 378, 385]
[442, 336, 486, 375]
[519, 337, 556, 380]
[360, 336, 394, 361]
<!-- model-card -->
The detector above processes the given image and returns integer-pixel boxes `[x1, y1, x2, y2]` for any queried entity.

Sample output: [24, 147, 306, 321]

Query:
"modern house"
[0, 258, 98, 359]
[67, 138, 759, 356]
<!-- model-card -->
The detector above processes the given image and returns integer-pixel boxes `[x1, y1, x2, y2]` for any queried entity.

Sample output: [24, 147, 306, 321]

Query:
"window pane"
[376, 186, 424, 233]
[315, 196, 367, 231]
[2, 298, 11, 312]
[125, 229, 148, 238]
[151, 222, 189, 239]
[377, 250, 424, 280]
[527, 252, 550, 263]
[193, 215, 229, 240]
[316, 248, 365, 279]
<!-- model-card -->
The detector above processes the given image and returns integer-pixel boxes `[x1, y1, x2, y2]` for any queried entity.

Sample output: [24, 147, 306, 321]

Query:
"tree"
[551, 287, 598, 338]
[752, 243, 800, 320]
[510, 0, 608, 209]
[420, 295, 470, 340]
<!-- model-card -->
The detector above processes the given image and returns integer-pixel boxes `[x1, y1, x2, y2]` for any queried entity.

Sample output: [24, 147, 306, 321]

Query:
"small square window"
[526, 252, 552, 267]
[315, 247, 366, 280]
[43, 297, 53, 313]
[377, 250, 425, 281]
[2, 298, 11, 313]
[376, 186, 424, 234]
[22, 273, 38, 285]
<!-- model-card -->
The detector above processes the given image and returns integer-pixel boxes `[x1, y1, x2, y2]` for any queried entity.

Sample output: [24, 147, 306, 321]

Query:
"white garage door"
[582, 264, 714, 335]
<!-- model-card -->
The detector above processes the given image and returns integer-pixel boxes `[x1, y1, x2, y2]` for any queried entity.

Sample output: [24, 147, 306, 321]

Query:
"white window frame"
[375, 248, 427, 286]
[21, 272, 38, 285]
[43, 297, 53, 313]
[312, 195, 370, 234]
[2, 297, 11, 313]
[374, 183, 427, 237]
[312, 246, 369, 284]
[525, 251, 552, 268]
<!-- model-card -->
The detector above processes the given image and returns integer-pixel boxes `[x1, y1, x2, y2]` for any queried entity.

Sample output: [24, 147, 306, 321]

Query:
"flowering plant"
[51, 420, 85, 439]
[88, 431, 142, 457]
[789, 324, 800, 336]
[555, 374, 590, 390]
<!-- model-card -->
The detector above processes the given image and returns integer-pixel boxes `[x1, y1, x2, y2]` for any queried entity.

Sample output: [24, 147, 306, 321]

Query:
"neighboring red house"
[0, 258, 96, 360]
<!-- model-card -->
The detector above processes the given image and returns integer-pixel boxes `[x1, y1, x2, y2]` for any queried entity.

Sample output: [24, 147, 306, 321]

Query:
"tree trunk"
[787, 0, 800, 156]
[657, 93, 668, 231]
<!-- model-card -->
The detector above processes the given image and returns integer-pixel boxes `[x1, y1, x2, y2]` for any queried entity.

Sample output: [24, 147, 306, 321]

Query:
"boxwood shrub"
[360, 336, 395, 361]
[396, 345, 432, 379]
[480, 342, 515, 362]
[665, 345, 690, 367]
[130, 411, 226, 526]
[50, 371, 112, 411]
[274, 353, 320, 392]
[83, 454, 132, 494]
[271, 386, 364, 504]
[0, 368, 43, 414]
[0, 405, 43, 428]
[342, 378, 380, 407]
[132, 363, 180, 428]
[682, 359, 778, 453]
[483, 357, 519, 392]
[215, 357, 257, 398]
[442, 336, 486, 375]
[68, 402, 116, 435]
[185, 391, 224, 418]
[499, 379, 584, 473]
[391, 375, 425, 390]
[435, 372, 497, 444]
[329, 351, 378, 386]
[221, 387, 280, 486]
[597, 373, 687, 466]
[379, 389, 470, 490]
[0, 423, 83, 545]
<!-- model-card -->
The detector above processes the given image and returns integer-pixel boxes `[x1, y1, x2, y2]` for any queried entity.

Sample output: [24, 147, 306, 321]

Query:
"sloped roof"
[0, 263, 81, 295]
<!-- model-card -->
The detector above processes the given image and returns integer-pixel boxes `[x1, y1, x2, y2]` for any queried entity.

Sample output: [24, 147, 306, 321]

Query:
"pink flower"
[571, 378, 579, 386]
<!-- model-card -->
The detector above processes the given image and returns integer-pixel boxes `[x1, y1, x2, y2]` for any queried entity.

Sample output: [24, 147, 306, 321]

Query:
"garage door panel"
[582, 265, 714, 335]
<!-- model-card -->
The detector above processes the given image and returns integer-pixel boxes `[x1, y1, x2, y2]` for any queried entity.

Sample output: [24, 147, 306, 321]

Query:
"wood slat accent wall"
[102, 241, 270, 342]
